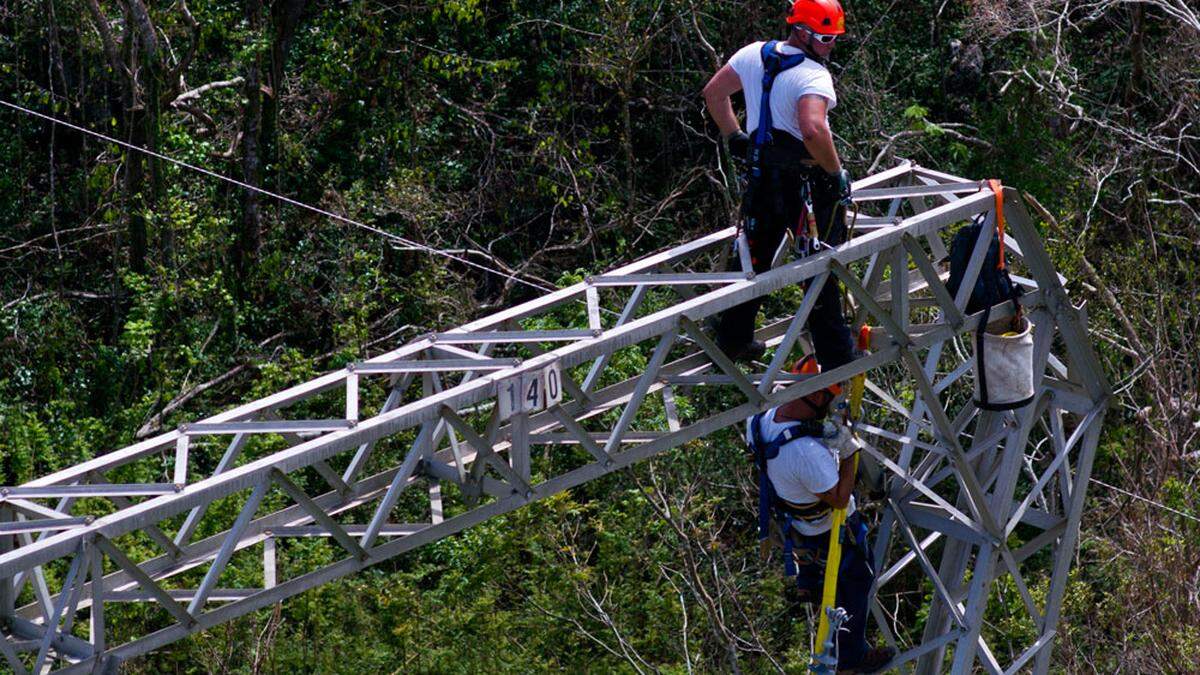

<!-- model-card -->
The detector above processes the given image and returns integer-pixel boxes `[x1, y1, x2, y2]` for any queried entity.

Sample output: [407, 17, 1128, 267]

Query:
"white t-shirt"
[728, 41, 837, 143]
[746, 408, 856, 535]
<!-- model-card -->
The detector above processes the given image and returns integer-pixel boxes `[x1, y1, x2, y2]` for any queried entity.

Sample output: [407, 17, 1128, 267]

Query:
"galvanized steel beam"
[0, 165, 1109, 675]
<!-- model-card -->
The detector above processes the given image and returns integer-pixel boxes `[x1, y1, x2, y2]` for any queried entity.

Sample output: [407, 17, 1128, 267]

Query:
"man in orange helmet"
[746, 356, 895, 673]
[703, 0, 855, 369]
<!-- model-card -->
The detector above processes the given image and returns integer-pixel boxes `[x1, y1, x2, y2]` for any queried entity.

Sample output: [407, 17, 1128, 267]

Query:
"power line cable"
[1, 99, 563, 296]
[1089, 477, 1200, 525]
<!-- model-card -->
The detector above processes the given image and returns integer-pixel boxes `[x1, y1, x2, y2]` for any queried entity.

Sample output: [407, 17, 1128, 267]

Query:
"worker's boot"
[722, 339, 766, 364]
[708, 314, 766, 363]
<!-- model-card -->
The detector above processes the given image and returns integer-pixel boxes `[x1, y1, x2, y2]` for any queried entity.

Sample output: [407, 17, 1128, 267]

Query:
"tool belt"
[774, 496, 832, 523]
[757, 131, 815, 168]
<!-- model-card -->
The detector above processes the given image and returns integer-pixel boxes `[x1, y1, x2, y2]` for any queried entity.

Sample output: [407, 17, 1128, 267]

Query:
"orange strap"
[987, 179, 1006, 270]
[857, 324, 871, 351]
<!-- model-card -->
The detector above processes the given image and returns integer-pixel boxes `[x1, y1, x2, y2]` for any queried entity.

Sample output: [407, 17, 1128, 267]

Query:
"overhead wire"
[0, 99, 566, 298]
[1089, 477, 1200, 525]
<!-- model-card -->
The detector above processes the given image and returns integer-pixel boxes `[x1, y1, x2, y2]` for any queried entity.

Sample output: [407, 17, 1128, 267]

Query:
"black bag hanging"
[945, 200, 1022, 316]
[946, 181, 1035, 410]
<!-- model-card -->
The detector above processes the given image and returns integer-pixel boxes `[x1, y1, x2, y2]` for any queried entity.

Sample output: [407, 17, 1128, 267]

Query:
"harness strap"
[750, 411, 829, 576]
[750, 412, 774, 546]
[743, 41, 807, 238]
[976, 303, 993, 409]
[774, 496, 832, 522]
[752, 41, 807, 148]
[782, 513, 796, 576]
[987, 179, 1006, 270]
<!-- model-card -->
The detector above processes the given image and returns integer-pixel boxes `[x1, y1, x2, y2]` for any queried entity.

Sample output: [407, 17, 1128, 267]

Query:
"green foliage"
[0, 0, 1194, 671]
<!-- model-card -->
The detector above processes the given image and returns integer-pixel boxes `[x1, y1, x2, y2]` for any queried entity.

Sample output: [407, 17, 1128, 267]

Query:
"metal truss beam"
[0, 164, 1109, 674]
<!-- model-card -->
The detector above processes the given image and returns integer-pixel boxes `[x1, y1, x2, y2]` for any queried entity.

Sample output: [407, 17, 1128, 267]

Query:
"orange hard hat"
[788, 355, 841, 417]
[786, 0, 846, 35]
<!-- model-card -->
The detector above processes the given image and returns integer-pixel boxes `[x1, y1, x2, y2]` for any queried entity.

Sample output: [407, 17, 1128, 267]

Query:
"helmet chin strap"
[789, 25, 826, 63]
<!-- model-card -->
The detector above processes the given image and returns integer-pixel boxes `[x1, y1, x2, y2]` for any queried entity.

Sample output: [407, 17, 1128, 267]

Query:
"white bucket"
[972, 316, 1035, 410]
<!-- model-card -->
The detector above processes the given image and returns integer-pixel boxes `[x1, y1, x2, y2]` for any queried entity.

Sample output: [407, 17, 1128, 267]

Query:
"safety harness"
[748, 411, 831, 577]
[743, 40, 808, 238]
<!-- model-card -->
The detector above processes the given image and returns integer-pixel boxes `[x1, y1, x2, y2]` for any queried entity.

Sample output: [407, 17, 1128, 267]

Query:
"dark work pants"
[715, 165, 854, 370]
[792, 512, 875, 668]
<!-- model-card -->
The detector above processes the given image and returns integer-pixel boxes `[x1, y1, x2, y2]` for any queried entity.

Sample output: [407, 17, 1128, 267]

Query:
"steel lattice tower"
[0, 163, 1109, 673]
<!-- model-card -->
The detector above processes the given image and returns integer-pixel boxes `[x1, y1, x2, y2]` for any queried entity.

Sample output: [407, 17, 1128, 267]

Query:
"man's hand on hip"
[828, 168, 853, 204]
[726, 130, 750, 163]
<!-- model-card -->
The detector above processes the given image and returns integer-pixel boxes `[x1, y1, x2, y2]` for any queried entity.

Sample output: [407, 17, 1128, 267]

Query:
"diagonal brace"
[95, 536, 195, 628]
[271, 470, 367, 563]
[441, 407, 530, 496]
[187, 479, 272, 614]
[680, 316, 765, 406]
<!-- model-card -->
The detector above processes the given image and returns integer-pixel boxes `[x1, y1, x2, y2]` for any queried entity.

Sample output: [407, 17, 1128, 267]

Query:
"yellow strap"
[814, 325, 870, 662]
[813, 453, 858, 654]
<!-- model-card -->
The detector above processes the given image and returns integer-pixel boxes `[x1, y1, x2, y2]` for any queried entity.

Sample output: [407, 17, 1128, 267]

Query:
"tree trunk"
[120, 3, 147, 274]
[1128, 5, 1145, 104]
[621, 70, 634, 210]
[236, 0, 264, 296]
[263, 0, 306, 194]
[114, 0, 167, 275]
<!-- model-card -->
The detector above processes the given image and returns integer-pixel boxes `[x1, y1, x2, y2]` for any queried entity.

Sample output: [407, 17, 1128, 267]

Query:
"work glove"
[725, 130, 750, 163]
[827, 168, 853, 204]
[823, 420, 861, 460]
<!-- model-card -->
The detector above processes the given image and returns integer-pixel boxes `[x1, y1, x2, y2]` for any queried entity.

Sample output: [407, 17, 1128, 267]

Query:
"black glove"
[829, 167, 853, 203]
[725, 130, 750, 162]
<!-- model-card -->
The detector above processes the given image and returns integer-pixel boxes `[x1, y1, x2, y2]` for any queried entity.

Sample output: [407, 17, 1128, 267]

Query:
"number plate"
[497, 377, 522, 421]
[543, 361, 563, 406]
[497, 359, 562, 420]
[519, 372, 544, 413]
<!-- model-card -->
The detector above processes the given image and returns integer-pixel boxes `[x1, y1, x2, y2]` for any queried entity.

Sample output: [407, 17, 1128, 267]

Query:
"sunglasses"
[796, 25, 839, 44]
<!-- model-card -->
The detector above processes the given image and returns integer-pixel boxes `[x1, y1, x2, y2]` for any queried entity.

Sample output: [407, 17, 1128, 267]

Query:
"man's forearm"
[705, 95, 741, 137]
[819, 453, 858, 509]
[833, 455, 856, 504]
[802, 124, 841, 173]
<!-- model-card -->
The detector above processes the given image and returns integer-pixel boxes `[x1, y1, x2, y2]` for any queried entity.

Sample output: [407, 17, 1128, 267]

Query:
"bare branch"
[172, 77, 245, 106]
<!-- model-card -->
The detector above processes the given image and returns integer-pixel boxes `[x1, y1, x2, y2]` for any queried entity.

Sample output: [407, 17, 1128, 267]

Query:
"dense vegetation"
[1, 0, 1197, 672]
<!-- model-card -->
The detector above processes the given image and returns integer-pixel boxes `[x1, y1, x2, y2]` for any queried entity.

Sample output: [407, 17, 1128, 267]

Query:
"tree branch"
[172, 77, 245, 106]
[84, 0, 130, 82]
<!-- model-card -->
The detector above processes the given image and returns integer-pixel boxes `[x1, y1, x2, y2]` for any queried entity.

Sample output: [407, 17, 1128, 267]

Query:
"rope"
[1, 99, 560, 296]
